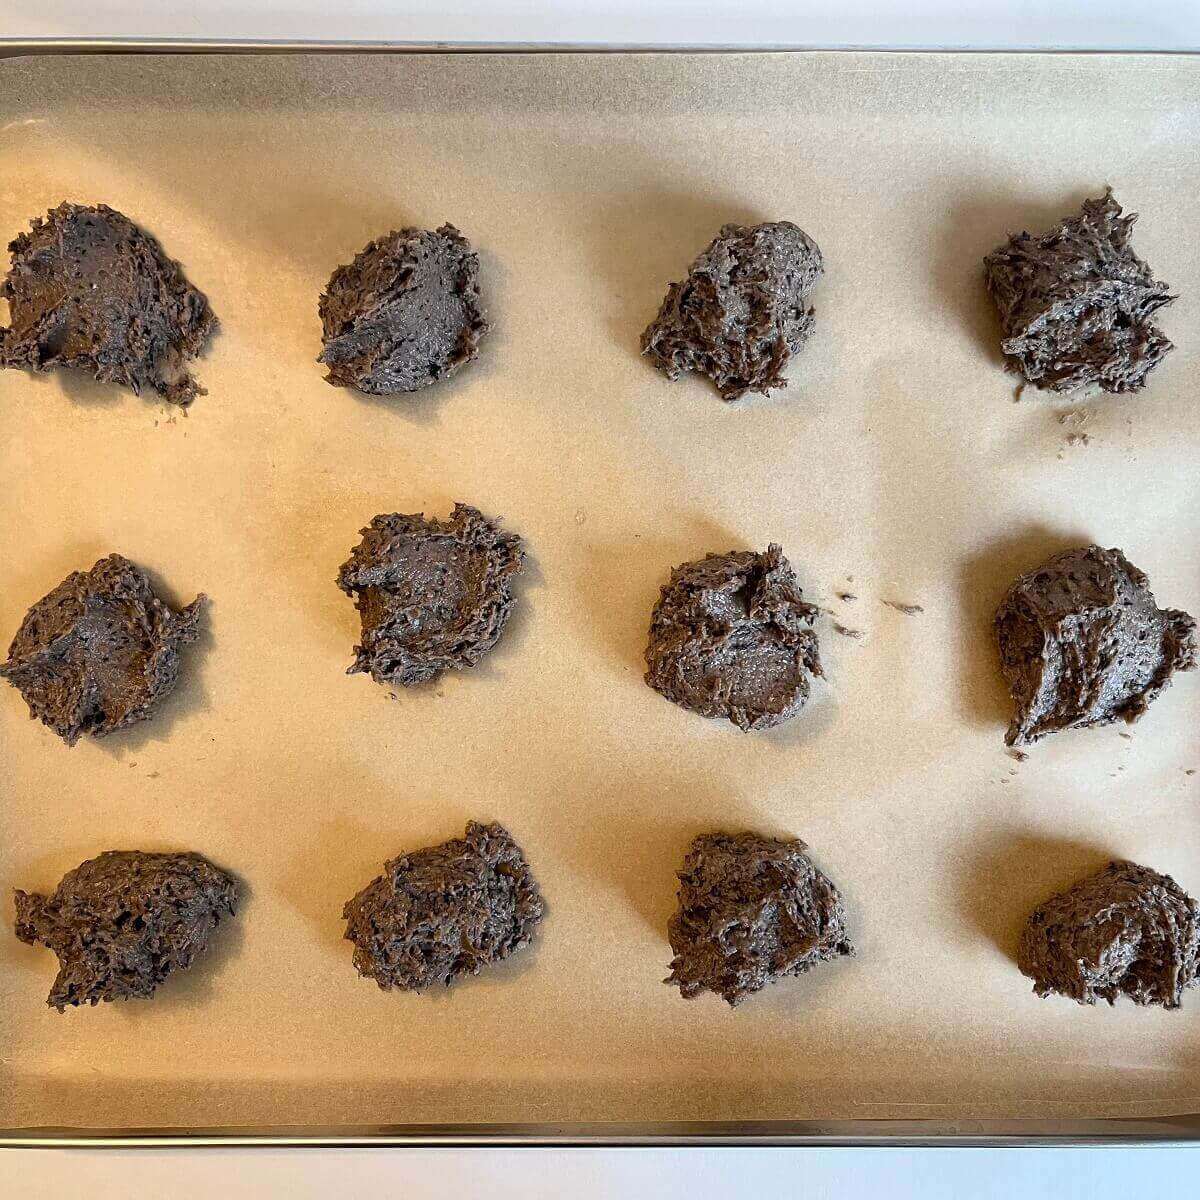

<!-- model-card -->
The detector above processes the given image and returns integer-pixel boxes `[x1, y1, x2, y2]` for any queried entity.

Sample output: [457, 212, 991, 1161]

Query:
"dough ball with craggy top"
[318, 223, 488, 395]
[14, 850, 239, 1011]
[1018, 861, 1200, 1008]
[342, 821, 545, 992]
[1, 554, 204, 746]
[0, 203, 217, 406]
[666, 831, 852, 1007]
[983, 191, 1175, 394]
[995, 545, 1196, 746]
[641, 221, 823, 401]
[336, 503, 524, 688]
[645, 544, 822, 730]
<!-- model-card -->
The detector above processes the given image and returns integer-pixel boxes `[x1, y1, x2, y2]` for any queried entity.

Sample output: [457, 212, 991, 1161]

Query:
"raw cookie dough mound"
[1018, 861, 1200, 1008]
[342, 821, 545, 992]
[0, 202, 217, 406]
[666, 832, 852, 1007]
[983, 191, 1175, 394]
[336, 503, 523, 688]
[645, 544, 822, 730]
[318, 223, 489, 395]
[994, 545, 1196, 747]
[14, 850, 239, 1011]
[641, 221, 824, 401]
[1, 554, 204, 746]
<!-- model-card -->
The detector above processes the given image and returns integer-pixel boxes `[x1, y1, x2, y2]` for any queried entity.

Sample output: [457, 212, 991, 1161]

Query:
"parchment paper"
[1, 51, 1198, 1131]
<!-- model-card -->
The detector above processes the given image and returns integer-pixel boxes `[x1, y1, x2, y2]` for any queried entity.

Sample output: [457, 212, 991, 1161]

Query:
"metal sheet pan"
[1, 40, 1198, 1148]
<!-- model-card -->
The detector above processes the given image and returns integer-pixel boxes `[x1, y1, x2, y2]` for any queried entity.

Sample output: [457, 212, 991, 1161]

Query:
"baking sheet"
[1, 50, 1199, 1132]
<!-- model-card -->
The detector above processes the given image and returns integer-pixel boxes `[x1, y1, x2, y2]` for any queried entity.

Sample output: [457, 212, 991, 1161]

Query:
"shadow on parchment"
[580, 515, 738, 679]
[954, 523, 1092, 735]
[572, 183, 765, 355]
[556, 762, 792, 942]
[927, 184, 1099, 379]
[953, 829, 1114, 965]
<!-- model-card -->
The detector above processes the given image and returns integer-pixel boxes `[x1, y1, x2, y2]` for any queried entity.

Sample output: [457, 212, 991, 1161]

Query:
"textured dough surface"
[666, 831, 852, 1007]
[14, 850, 239, 1012]
[1, 553, 204, 746]
[342, 821, 545, 992]
[983, 191, 1174, 394]
[336, 503, 524, 688]
[0, 202, 217, 406]
[1018, 861, 1200, 1008]
[994, 545, 1196, 746]
[645, 544, 822, 730]
[641, 221, 823, 401]
[318, 223, 488, 395]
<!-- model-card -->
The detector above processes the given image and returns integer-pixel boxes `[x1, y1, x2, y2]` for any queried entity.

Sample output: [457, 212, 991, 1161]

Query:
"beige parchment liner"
[0, 51, 1198, 1130]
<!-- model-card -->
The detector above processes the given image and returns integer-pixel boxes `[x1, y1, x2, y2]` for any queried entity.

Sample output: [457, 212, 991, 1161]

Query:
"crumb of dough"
[882, 599, 924, 615]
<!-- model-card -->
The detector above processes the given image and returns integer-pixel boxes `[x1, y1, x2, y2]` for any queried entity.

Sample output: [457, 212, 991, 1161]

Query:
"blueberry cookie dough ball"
[342, 821, 545, 992]
[666, 832, 852, 1007]
[983, 191, 1175, 394]
[336, 503, 523, 689]
[14, 850, 239, 1011]
[1, 554, 204, 746]
[0, 203, 217, 406]
[995, 545, 1196, 746]
[641, 221, 824, 401]
[645, 544, 822, 730]
[318, 223, 489, 395]
[1018, 861, 1200, 1008]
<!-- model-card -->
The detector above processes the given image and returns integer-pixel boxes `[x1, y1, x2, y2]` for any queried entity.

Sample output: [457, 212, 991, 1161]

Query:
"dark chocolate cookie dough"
[337, 503, 523, 688]
[1018, 861, 1200, 1008]
[343, 821, 544, 992]
[1, 554, 204, 746]
[14, 850, 239, 1011]
[0, 203, 217, 406]
[983, 191, 1175, 394]
[641, 221, 824, 401]
[666, 832, 852, 1007]
[645, 544, 822, 730]
[995, 545, 1196, 746]
[318, 223, 488, 395]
